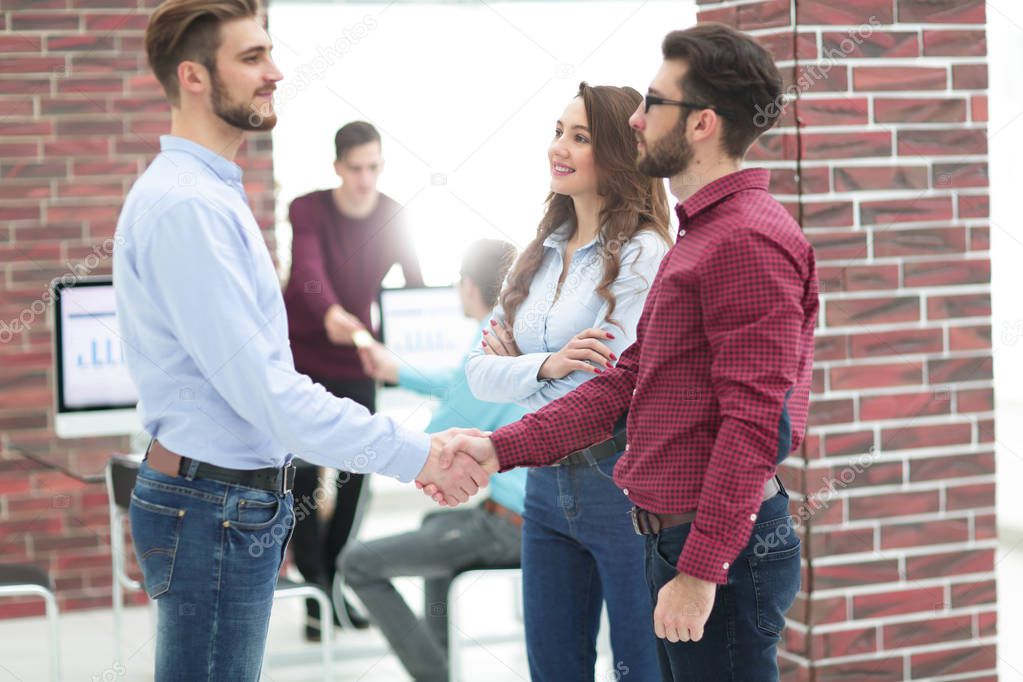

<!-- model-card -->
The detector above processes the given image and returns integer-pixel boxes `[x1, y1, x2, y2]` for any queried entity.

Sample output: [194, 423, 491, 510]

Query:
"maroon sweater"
[283, 189, 423, 381]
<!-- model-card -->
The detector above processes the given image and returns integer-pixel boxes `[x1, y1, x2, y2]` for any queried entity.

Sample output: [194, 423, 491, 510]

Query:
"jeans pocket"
[228, 492, 283, 531]
[234, 495, 279, 528]
[129, 492, 185, 599]
[748, 541, 801, 636]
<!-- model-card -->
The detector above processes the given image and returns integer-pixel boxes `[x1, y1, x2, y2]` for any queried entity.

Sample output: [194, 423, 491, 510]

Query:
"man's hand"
[357, 341, 399, 383]
[653, 571, 716, 643]
[482, 319, 521, 357]
[416, 429, 493, 507]
[418, 433, 500, 505]
[324, 304, 365, 345]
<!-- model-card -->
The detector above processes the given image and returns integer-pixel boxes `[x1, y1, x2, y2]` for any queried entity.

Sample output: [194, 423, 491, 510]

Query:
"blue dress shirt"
[398, 325, 528, 514]
[466, 224, 668, 409]
[113, 136, 429, 480]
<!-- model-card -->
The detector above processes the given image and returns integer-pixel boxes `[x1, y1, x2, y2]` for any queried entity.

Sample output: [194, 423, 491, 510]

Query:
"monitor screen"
[378, 286, 479, 371]
[53, 276, 141, 438]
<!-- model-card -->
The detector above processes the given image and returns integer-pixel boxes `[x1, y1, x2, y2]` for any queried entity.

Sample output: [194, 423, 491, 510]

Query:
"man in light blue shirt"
[341, 239, 526, 682]
[116, 2, 486, 679]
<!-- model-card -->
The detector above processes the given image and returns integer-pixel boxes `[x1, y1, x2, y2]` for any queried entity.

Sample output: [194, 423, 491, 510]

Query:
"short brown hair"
[662, 23, 783, 158]
[145, 0, 261, 105]
[334, 121, 381, 161]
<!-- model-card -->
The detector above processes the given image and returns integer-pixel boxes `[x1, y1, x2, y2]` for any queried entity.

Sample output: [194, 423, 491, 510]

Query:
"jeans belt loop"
[184, 458, 200, 481]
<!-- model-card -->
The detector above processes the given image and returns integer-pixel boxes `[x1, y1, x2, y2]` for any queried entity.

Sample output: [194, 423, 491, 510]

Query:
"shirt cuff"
[375, 428, 431, 483]
[491, 420, 536, 471]
[675, 524, 741, 585]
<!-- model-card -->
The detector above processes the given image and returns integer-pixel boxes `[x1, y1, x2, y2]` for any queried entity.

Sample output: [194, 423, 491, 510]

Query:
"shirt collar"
[160, 135, 244, 185]
[675, 168, 770, 227]
[541, 221, 600, 254]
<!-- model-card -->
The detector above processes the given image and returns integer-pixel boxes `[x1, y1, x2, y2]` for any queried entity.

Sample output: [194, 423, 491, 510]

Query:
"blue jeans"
[129, 460, 295, 681]
[645, 492, 801, 682]
[522, 452, 658, 682]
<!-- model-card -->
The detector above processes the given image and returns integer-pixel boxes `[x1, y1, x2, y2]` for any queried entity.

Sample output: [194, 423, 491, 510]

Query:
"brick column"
[0, 1, 275, 616]
[697, 1, 995, 679]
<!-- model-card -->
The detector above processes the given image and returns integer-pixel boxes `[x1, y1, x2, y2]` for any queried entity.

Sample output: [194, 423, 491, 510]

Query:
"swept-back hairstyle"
[500, 82, 671, 329]
[145, 0, 261, 105]
[661, 23, 784, 157]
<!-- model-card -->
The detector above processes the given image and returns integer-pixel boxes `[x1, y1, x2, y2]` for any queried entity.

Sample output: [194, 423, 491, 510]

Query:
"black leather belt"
[630, 476, 783, 535]
[147, 439, 295, 494]
[552, 429, 628, 467]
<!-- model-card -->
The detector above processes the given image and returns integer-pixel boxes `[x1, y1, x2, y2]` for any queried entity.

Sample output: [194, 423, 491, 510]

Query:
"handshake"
[416, 428, 501, 506]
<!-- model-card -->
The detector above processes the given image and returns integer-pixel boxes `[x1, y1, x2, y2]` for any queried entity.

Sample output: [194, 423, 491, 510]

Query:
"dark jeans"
[645, 492, 801, 682]
[522, 452, 659, 682]
[130, 460, 295, 681]
[289, 377, 374, 620]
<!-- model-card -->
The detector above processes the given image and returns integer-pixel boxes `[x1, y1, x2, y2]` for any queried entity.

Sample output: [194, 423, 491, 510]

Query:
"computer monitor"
[52, 275, 142, 438]
[378, 286, 479, 371]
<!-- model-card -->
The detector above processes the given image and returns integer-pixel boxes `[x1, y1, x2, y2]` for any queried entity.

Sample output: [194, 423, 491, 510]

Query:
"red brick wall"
[0, 0, 275, 617]
[697, 0, 995, 679]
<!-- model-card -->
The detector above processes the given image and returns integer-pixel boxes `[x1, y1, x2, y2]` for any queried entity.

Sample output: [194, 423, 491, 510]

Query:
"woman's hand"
[537, 328, 617, 380]
[482, 319, 522, 357]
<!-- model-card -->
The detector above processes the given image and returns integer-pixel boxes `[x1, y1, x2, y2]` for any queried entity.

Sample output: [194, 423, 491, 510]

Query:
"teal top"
[398, 326, 528, 514]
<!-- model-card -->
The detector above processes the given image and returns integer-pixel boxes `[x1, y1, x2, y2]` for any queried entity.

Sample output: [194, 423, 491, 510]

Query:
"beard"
[636, 118, 693, 178]
[210, 68, 277, 132]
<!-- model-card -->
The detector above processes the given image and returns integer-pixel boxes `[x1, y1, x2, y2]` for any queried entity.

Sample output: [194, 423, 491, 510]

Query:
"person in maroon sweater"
[432, 25, 819, 682]
[282, 120, 423, 636]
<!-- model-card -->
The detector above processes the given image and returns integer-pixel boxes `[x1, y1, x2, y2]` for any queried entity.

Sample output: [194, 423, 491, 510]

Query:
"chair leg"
[312, 589, 333, 682]
[42, 588, 61, 682]
[447, 586, 460, 682]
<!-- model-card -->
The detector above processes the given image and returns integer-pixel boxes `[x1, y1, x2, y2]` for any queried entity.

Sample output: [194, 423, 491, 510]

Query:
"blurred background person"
[464, 83, 672, 680]
[282, 120, 424, 637]
[341, 238, 526, 682]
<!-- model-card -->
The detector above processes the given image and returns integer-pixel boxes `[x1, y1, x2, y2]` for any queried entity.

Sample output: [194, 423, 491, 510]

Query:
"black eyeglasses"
[644, 93, 734, 120]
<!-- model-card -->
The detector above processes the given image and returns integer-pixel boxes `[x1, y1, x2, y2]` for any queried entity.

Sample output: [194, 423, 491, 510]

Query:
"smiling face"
[629, 59, 694, 179]
[207, 17, 282, 131]
[548, 97, 598, 199]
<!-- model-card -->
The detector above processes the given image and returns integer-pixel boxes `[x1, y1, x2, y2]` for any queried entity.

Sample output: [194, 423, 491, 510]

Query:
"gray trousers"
[339, 505, 522, 682]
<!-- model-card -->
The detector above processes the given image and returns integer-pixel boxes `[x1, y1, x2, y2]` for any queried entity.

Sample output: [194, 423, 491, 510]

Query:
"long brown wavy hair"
[500, 82, 671, 330]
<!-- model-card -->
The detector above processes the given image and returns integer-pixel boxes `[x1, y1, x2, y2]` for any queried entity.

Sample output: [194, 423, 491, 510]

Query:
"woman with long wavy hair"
[465, 82, 672, 681]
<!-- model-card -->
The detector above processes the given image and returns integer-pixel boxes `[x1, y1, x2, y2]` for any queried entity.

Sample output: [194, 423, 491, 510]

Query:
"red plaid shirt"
[491, 169, 819, 584]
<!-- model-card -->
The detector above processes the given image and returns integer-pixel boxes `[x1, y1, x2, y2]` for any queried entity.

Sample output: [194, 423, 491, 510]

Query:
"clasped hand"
[416, 431, 500, 506]
[416, 428, 499, 506]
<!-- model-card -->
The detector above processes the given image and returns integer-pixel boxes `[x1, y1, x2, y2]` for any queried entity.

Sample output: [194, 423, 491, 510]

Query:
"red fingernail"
[610, 353, 617, 360]
[482, 340, 487, 347]
[606, 333, 615, 339]
[490, 319, 497, 326]
[594, 368, 603, 374]
[482, 329, 489, 335]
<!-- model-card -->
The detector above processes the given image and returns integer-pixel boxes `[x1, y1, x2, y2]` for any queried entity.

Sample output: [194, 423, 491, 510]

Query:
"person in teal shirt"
[340, 239, 526, 682]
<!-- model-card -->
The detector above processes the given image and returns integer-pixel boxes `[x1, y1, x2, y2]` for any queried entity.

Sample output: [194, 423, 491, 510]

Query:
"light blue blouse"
[465, 224, 669, 411]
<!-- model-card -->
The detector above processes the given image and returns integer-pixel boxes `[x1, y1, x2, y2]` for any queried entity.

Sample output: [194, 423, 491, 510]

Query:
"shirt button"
[632, 389, 637, 396]
[722, 562, 730, 570]
[750, 514, 757, 521]
[623, 488, 629, 496]
[624, 444, 630, 452]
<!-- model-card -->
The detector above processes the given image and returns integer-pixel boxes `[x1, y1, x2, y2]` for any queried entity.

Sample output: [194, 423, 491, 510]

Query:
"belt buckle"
[629, 508, 643, 535]
[629, 508, 661, 536]
[280, 463, 296, 494]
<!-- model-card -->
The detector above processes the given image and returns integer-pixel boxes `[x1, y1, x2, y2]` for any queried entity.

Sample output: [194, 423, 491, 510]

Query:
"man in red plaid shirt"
[438, 24, 819, 682]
